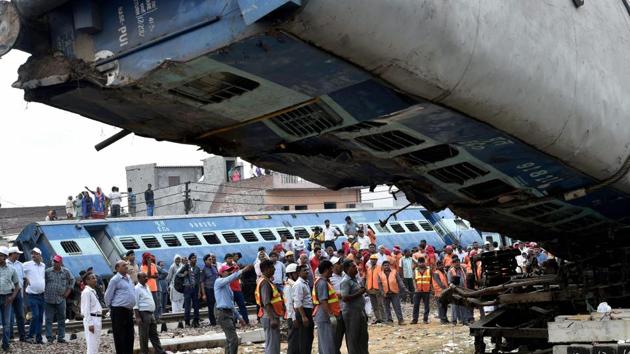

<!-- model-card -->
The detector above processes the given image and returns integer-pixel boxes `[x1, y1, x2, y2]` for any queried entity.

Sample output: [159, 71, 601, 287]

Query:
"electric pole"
[184, 181, 192, 215]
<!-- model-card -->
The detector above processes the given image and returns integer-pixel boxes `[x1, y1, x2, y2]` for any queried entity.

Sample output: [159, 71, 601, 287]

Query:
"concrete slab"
[132, 329, 265, 353]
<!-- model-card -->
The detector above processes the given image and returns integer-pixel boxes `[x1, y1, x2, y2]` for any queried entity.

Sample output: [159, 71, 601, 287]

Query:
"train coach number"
[516, 162, 563, 188]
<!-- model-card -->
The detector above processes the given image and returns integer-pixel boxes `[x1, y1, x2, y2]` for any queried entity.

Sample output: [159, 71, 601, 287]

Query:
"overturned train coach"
[3, 0, 630, 351]
[13, 206, 483, 290]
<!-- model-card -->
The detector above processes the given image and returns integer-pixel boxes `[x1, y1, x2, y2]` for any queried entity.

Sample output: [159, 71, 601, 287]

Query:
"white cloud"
[0, 50, 209, 207]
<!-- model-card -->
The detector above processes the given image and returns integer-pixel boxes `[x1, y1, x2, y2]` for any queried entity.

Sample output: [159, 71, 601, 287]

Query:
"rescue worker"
[365, 254, 385, 324]
[432, 260, 450, 324]
[215, 263, 252, 354]
[330, 257, 345, 354]
[340, 260, 369, 354]
[447, 257, 468, 325]
[378, 260, 406, 325]
[80, 273, 102, 354]
[411, 258, 432, 324]
[256, 259, 285, 354]
[312, 260, 340, 354]
[292, 265, 314, 353]
[284, 263, 299, 354]
[442, 246, 455, 268]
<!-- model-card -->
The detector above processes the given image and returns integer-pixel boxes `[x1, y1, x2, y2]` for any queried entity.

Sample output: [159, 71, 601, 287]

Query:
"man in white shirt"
[81, 273, 103, 354]
[23, 248, 46, 344]
[377, 245, 388, 266]
[323, 219, 341, 251]
[109, 186, 122, 218]
[356, 229, 371, 251]
[284, 264, 299, 354]
[7, 246, 25, 341]
[292, 265, 315, 354]
[134, 273, 167, 354]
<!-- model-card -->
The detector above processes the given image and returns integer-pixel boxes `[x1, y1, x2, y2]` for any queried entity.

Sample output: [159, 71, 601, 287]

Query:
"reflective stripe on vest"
[379, 270, 400, 294]
[414, 267, 432, 292]
[255, 278, 285, 318]
[312, 277, 341, 317]
[366, 265, 381, 290]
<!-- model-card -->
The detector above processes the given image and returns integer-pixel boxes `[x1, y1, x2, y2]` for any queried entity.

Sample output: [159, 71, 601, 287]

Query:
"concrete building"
[0, 205, 65, 237]
[125, 156, 364, 216]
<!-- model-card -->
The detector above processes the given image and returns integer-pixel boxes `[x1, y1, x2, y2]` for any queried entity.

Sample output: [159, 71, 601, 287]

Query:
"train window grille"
[202, 232, 221, 245]
[120, 237, 140, 250]
[276, 228, 294, 240]
[241, 230, 259, 242]
[389, 223, 405, 233]
[183, 233, 202, 246]
[294, 227, 310, 239]
[454, 219, 469, 230]
[259, 229, 276, 241]
[404, 222, 420, 232]
[222, 231, 241, 243]
[270, 103, 343, 138]
[355, 130, 424, 152]
[428, 162, 489, 185]
[373, 223, 390, 233]
[170, 72, 260, 105]
[60, 241, 82, 255]
[141, 236, 161, 248]
[418, 221, 434, 232]
[163, 235, 182, 247]
[400, 144, 459, 166]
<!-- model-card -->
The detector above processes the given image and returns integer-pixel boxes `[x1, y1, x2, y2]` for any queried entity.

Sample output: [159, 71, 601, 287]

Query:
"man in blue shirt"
[214, 263, 253, 354]
[105, 260, 136, 354]
[200, 254, 219, 326]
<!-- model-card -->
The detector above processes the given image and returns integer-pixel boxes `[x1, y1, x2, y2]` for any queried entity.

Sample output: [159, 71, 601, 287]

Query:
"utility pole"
[184, 181, 192, 215]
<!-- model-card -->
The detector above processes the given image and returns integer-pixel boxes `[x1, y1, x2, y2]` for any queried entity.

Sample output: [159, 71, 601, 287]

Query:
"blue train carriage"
[15, 206, 481, 279]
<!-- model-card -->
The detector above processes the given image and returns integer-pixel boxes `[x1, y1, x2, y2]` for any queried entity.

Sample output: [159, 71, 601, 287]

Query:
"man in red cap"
[214, 263, 253, 354]
[44, 255, 74, 343]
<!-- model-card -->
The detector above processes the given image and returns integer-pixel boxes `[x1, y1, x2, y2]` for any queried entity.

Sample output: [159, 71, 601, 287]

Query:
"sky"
[0, 50, 394, 209]
[0, 50, 210, 207]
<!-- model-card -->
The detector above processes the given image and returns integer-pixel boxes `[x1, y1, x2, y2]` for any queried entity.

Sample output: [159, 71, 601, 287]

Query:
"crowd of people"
[0, 214, 552, 354]
[48, 184, 156, 221]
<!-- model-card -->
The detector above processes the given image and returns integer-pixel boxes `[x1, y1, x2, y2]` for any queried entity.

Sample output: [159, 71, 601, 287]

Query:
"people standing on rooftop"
[85, 186, 106, 219]
[65, 196, 74, 219]
[81, 191, 92, 220]
[73, 193, 83, 220]
[145, 184, 155, 217]
[127, 187, 136, 217]
[109, 186, 122, 218]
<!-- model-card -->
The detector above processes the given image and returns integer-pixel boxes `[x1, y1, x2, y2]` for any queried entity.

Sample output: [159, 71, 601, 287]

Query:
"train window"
[241, 230, 258, 242]
[276, 228, 294, 240]
[141, 236, 161, 248]
[202, 232, 221, 245]
[404, 222, 420, 232]
[373, 223, 390, 233]
[418, 221, 434, 231]
[163, 235, 182, 247]
[120, 237, 140, 250]
[183, 233, 202, 246]
[389, 223, 405, 233]
[294, 227, 310, 239]
[222, 232, 240, 243]
[60, 241, 81, 255]
[259, 229, 276, 241]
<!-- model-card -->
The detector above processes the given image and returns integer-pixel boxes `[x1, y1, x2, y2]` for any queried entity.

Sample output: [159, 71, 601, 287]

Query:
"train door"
[84, 225, 119, 269]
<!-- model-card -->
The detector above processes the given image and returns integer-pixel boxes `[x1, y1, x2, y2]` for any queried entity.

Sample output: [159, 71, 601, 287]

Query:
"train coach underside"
[8, 5, 630, 351]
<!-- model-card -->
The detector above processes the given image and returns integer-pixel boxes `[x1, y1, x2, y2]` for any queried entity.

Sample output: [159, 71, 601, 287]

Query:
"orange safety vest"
[255, 278, 286, 318]
[312, 277, 341, 316]
[414, 267, 432, 293]
[366, 265, 381, 290]
[443, 254, 454, 268]
[388, 255, 400, 272]
[379, 269, 400, 294]
[432, 270, 448, 296]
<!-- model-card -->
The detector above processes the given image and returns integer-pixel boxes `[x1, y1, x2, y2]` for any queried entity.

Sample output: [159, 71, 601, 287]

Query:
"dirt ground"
[6, 302, 476, 354]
